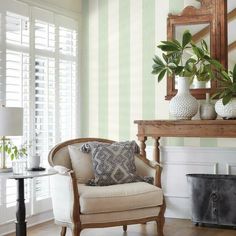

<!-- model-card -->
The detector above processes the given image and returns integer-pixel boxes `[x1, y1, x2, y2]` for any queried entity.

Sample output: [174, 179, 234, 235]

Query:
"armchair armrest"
[50, 166, 80, 226]
[135, 155, 162, 188]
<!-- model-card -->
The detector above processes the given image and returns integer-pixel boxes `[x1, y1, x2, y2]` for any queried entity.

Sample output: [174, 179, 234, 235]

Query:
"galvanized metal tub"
[187, 174, 236, 227]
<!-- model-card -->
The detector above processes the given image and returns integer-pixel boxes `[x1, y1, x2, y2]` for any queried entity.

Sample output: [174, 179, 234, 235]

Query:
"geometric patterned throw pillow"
[80, 140, 140, 156]
[88, 141, 153, 186]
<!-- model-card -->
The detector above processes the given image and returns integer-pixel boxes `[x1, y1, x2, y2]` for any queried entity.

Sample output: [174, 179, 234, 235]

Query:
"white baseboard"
[0, 210, 54, 236]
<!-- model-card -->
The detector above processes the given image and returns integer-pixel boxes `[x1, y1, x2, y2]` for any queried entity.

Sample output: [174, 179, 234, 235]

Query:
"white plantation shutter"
[34, 56, 55, 203]
[0, 49, 3, 103]
[35, 176, 50, 201]
[33, 8, 55, 204]
[0, 10, 6, 106]
[57, 16, 78, 141]
[35, 56, 55, 159]
[6, 12, 29, 47]
[59, 27, 77, 56]
[5, 50, 30, 167]
[6, 180, 30, 207]
[6, 50, 29, 107]
[35, 20, 55, 51]
[0, 1, 32, 224]
[0, 12, 3, 104]
[0, 0, 78, 225]
[0, 179, 2, 206]
[59, 60, 76, 140]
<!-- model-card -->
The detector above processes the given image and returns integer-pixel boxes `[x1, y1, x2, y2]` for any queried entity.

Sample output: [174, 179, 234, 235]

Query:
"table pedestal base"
[16, 178, 27, 236]
[16, 222, 26, 236]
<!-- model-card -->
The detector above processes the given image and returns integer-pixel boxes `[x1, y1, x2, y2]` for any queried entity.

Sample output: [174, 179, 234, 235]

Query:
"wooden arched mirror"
[228, 0, 236, 71]
[166, 0, 227, 100]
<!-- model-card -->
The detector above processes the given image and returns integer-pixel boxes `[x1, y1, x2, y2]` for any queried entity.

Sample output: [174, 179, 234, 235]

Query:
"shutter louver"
[35, 56, 55, 200]
[59, 27, 77, 56]
[6, 50, 29, 107]
[6, 180, 30, 207]
[6, 12, 29, 47]
[59, 60, 76, 141]
[0, 13, 3, 104]
[5, 50, 30, 146]
[4, 10, 30, 209]
[35, 177, 50, 200]
[35, 56, 55, 158]
[35, 20, 55, 51]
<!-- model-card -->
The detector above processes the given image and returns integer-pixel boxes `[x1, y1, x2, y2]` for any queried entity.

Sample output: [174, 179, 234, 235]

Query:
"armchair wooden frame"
[48, 138, 166, 236]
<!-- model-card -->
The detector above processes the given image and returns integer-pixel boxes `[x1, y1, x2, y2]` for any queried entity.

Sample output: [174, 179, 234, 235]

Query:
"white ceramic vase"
[215, 98, 236, 119]
[29, 154, 41, 169]
[169, 76, 198, 120]
[199, 93, 217, 120]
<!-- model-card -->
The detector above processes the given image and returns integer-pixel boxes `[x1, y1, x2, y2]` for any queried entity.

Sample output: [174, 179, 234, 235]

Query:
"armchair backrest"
[48, 138, 114, 169]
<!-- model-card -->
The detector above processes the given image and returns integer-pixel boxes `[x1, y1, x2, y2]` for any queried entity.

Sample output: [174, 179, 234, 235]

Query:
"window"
[0, 0, 78, 225]
[35, 20, 55, 51]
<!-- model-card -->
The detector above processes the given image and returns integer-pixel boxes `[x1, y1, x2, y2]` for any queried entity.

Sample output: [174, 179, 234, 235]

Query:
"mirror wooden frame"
[227, 0, 236, 71]
[166, 0, 227, 100]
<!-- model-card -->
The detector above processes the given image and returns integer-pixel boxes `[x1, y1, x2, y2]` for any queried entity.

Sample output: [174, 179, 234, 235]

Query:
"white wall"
[18, 0, 81, 15]
[43, 0, 81, 13]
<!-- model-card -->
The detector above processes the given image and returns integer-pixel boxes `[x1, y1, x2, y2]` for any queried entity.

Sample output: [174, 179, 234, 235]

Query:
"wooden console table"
[134, 120, 236, 163]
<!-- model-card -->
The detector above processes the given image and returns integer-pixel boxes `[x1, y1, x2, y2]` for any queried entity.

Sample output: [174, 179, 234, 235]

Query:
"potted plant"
[0, 140, 28, 174]
[213, 64, 236, 119]
[152, 30, 223, 119]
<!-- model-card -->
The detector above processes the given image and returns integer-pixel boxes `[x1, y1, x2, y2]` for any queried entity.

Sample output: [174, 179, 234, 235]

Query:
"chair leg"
[156, 217, 165, 236]
[123, 225, 127, 232]
[72, 223, 81, 236]
[61, 226, 67, 236]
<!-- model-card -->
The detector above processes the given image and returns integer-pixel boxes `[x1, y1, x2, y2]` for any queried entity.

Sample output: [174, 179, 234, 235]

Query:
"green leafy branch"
[152, 30, 223, 83]
[0, 140, 28, 161]
[212, 64, 236, 105]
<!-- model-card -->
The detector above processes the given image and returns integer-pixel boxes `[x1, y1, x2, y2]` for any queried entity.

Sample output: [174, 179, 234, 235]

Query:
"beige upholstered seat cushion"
[78, 182, 163, 214]
[80, 207, 161, 224]
[68, 145, 94, 183]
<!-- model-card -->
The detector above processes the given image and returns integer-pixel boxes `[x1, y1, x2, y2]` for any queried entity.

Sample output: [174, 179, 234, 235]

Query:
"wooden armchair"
[48, 138, 166, 236]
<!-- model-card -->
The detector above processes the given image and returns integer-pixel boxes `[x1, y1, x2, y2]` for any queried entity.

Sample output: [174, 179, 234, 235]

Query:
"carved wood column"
[153, 137, 161, 163]
[139, 136, 147, 159]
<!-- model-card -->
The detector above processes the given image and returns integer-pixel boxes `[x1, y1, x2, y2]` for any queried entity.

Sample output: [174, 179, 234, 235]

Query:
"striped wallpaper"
[81, 0, 157, 141]
[81, 0, 236, 149]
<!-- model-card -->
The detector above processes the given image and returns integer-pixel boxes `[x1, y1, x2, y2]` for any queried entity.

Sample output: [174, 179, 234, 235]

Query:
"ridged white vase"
[215, 98, 236, 119]
[169, 76, 198, 120]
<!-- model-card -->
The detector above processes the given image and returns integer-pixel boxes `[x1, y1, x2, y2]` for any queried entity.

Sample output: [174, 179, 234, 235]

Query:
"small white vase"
[200, 93, 217, 120]
[169, 76, 198, 120]
[29, 154, 41, 169]
[215, 98, 236, 119]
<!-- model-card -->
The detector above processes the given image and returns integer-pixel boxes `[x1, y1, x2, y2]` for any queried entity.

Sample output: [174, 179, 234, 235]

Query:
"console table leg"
[153, 138, 160, 163]
[16, 178, 26, 236]
[139, 137, 147, 159]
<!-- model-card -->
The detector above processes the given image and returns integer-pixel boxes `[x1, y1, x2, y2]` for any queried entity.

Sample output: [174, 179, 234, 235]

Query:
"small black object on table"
[27, 167, 46, 171]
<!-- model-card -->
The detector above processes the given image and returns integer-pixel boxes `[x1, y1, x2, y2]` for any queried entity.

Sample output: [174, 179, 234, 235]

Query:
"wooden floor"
[7, 218, 236, 236]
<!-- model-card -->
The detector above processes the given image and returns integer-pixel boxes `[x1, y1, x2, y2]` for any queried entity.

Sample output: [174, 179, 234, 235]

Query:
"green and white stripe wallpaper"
[81, 0, 157, 141]
[81, 0, 236, 148]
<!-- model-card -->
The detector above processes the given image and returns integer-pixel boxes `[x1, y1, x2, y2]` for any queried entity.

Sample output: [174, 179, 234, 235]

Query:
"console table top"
[134, 119, 236, 125]
[134, 119, 236, 138]
[134, 119, 236, 162]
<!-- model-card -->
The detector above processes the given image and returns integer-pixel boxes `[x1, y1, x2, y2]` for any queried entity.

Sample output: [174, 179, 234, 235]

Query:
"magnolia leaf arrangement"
[152, 30, 223, 83]
[212, 64, 236, 105]
[0, 140, 28, 161]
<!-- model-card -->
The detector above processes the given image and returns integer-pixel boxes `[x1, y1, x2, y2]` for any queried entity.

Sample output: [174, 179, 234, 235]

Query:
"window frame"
[0, 0, 79, 225]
